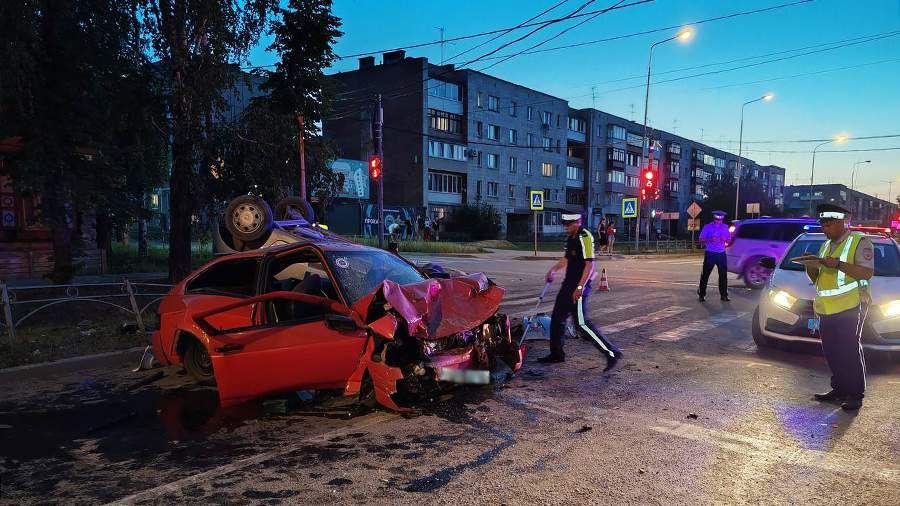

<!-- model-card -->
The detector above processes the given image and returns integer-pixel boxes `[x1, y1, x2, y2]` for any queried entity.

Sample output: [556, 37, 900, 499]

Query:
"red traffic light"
[644, 170, 654, 180]
[368, 155, 382, 180]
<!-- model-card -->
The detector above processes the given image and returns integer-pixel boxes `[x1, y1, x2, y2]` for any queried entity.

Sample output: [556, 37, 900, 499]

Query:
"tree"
[138, 0, 273, 282]
[445, 203, 502, 241]
[0, 1, 165, 282]
[700, 174, 781, 222]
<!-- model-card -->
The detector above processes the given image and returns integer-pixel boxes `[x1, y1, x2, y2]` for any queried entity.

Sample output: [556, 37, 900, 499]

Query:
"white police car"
[752, 232, 900, 354]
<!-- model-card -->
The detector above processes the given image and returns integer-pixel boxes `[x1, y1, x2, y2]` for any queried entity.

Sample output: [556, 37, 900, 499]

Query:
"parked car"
[150, 239, 525, 411]
[752, 232, 900, 355]
[726, 218, 821, 289]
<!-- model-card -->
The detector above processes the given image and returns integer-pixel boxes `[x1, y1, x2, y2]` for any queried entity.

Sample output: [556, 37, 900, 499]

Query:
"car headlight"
[770, 289, 797, 310]
[880, 300, 900, 319]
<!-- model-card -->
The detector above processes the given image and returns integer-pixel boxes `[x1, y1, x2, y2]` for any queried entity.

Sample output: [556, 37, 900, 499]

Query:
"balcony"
[567, 129, 586, 143]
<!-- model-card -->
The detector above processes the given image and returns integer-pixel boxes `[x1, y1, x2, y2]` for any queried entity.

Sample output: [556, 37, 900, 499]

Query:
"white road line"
[602, 306, 691, 334]
[507, 302, 640, 319]
[652, 312, 749, 342]
[106, 412, 398, 505]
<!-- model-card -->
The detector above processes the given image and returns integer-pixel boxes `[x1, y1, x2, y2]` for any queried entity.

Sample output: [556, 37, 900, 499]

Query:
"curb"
[0, 346, 145, 375]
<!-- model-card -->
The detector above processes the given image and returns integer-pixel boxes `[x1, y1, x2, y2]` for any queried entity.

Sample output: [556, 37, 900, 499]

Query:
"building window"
[607, 170, 625, 184]
[508, 184, 516, 200]
[526, 133, 535, 147]
[626, 176, 639, 188]
[703, 154, 716, 166]
[540, 111, 552, 125]
[510, 101, 517, 116]
[608, 148, 626, 163]
[541, 162, 554, 177]
[429, 108, 462, 133]
[669, 160, 680, 176]
[476, 180, 482, 198]
[542, 136, 552, 152]
[508, 129, 517, 145]
[567, 117, 585, 133]
[487, 181, 499, 198]
[428, 172, 462, 193]
[566, 188, 585, 205]
[486, 153, 498, 169]
[428, 141, 467, 161]
[427, 80, 461, 101]
[669, 180, 678, 192]
[475, 121, 483, 138]
[566, 166, 583, 181]
[525, 160, 533, 176]
[476, 92, 483, 108]
[476, 151, 483, 167]
[488, 95, 499, 112]
[667, 142, 681, 155]
[487, 124, 500, 140]
[594, 170, 602, 183]
[608, 124, 626, 140]
[626, 152, 640, 167]
[543, 188, 552, 203]
[527, 106, 534, 120]
[509, 157, 517, 173]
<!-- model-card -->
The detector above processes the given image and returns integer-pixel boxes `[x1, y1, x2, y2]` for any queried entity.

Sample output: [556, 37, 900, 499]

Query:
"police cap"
[816, 203, 851, 222]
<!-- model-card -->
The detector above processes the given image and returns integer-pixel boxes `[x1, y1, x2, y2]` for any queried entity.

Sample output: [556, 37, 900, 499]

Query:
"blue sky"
[250, 0, 900, 202]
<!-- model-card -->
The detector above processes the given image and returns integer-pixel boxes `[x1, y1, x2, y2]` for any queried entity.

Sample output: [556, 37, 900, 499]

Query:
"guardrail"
[0, 278, 173, 347]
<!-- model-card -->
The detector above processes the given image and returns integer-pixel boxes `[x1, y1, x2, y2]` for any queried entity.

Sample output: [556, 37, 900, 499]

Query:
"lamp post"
[635, 27, 692, 250]
[882, 180, 894, 208]
[850, 160, 871, 191]
[808, 134, 848, 216]
[734, 93, 774, 219]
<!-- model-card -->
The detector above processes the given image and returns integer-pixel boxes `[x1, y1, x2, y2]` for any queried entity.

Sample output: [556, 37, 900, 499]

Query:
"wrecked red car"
[150, 240, 524, 411]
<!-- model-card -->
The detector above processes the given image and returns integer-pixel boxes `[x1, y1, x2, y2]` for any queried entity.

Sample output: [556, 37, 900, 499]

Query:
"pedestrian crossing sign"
[622, 197, 637, 218]
[530, 190, 544, 211]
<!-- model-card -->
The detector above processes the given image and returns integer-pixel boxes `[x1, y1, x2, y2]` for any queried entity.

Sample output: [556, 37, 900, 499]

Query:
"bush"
[445, 202, 502, 241]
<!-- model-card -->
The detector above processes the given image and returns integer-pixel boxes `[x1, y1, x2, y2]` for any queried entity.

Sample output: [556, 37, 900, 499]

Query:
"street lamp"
[636, 27, 692, 249]
[808, 134, 849, 216]
[734, 92, 774, 219]
[882, 179, 894, 207]
[850, 160, 871, 191]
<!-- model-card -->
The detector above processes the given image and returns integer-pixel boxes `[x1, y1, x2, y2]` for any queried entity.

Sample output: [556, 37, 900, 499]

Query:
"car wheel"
[751, 307, 772, 348]
[743, 257, 770, 289]
[184, 341, 215, 385]
[225, 195, 274, 242]
[274, 197, 316, 223]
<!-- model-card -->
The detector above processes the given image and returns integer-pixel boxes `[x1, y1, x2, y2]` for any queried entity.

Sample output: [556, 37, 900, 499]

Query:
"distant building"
[325, 51, 787, 240]
[784, 184, 898, 224]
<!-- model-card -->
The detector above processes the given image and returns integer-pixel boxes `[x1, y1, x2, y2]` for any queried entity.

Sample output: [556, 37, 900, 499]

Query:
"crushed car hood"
[352, 273, 505, 340]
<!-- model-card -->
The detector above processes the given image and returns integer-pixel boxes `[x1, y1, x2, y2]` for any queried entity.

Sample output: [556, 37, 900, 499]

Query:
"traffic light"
[641, 168, 657, 200]
[368, 154, 382, 180]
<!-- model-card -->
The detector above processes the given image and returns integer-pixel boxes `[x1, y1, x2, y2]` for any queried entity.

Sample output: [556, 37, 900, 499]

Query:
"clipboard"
[789, 255, 821, 266]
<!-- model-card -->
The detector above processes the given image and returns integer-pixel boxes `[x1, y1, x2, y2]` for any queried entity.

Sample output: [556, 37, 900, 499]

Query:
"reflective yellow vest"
[814, 232, 869, 315]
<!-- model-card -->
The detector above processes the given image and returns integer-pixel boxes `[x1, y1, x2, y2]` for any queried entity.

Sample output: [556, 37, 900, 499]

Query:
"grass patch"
[347, 237, 485, 254]
[108, 241, 214, 274]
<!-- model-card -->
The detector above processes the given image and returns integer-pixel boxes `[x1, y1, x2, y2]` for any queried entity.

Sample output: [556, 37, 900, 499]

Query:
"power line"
[693, 56, 900, 92]
[714, 134, 900, 145]
[739, 146, 900, 154]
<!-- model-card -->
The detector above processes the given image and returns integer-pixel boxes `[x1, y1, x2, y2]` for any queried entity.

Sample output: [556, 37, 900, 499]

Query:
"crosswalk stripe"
[506, 301, 640, 319]
[602, 306, 691, 334]
[651, 312, 749, 342]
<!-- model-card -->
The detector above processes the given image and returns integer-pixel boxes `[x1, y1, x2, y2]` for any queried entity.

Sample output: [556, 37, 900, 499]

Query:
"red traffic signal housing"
[368, 155, 382, 180]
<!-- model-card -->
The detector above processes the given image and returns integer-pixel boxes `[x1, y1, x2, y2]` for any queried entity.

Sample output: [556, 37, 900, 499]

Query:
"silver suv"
[726, 218, 821, 289]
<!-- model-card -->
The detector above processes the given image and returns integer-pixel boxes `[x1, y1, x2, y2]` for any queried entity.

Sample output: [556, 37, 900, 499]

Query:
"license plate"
[807, 318, 819, 333]
[438, 368, 490, 385]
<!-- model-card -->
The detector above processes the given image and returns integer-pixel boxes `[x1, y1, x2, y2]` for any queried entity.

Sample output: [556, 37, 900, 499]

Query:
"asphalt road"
[2, 249, 900, 505]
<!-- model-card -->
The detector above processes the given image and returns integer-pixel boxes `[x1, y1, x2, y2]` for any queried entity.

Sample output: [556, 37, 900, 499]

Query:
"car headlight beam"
[880, 300, 900, 319]
[770, 289, 797, 310]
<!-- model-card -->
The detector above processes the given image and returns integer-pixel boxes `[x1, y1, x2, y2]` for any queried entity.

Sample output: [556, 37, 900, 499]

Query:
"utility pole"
[374, 95, 385, 248]
[436, 27, 446, 65]
[297, 115, 307, 201]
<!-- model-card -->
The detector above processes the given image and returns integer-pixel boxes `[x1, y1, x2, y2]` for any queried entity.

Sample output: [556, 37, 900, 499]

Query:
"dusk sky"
[251, 0, 900, 202]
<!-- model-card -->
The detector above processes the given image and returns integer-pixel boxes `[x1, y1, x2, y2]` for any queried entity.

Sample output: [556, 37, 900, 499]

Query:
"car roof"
[797, 232, 897, 245]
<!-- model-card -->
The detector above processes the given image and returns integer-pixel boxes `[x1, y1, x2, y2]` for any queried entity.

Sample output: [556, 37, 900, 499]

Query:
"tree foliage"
[700, 174, 782, 222]
[446, 202, 502, 241]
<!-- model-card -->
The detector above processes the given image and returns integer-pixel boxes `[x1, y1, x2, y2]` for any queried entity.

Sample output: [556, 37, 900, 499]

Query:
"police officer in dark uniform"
[697, 210, 731, 302]
[804, 203, 874, 411]
[538, 213, 622, 371]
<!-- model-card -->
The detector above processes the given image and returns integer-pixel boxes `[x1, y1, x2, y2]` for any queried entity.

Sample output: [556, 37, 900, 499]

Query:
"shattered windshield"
[325, 251, 427, 304]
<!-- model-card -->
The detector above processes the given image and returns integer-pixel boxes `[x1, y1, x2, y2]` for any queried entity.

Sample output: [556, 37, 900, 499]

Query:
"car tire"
[751, 307, 772, 349]
[743, 257, 770, 289]
[184, 340, 215, 385]
[225, 195, 274, 242]
[274, 197, 316, 223]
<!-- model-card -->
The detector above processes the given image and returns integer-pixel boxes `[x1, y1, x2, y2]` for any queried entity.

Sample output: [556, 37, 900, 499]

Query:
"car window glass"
[186, 258, 258, 297]
[736, 223, 772, 240]
[771, 224, 813, 242]
[779, 239, 825, 271]
[267, 250, 340, 323]
[873, 243, 900, 277]
[326, 251, 426, 305]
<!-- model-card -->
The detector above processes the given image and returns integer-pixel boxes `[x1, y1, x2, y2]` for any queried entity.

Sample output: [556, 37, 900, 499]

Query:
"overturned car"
[150, 239, 524, 411]
[214, 194, 337, 254]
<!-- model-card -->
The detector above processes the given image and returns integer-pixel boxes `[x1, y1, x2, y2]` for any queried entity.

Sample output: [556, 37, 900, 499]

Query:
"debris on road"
[125, 371, 165, 391]
[576, 425, 592, 433]
[686, 413, 699, 420]
[85, 410, 137, 435]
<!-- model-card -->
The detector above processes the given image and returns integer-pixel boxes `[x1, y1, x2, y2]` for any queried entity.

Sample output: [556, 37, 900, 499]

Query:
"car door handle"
[215, 343, 244, 353]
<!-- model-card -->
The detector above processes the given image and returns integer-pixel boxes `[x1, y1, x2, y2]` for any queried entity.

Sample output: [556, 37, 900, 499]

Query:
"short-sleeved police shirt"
[825, 231, 875, 270]
[564, 228, 595, 287]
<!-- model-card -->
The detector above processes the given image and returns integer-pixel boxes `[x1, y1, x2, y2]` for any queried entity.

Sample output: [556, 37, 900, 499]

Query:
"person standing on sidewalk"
[606, 221, 616, 253]
[597, 218, 609, 254]
[697, 210, 731, 302]
[538, 213, 622, 371]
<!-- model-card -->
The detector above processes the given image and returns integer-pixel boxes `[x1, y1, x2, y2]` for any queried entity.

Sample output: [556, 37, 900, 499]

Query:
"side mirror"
[324, 313, 359, 331]
[759, 257, 777, 269]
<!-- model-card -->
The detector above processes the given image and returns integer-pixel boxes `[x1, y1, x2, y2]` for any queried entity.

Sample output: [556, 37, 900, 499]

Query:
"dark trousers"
[549, 282, 620, 360]
[698, 251, 728, 298]
[819, 305, 868, 399]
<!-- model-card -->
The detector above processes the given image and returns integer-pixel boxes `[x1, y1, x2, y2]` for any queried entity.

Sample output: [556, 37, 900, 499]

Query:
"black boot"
[537, 353, 565, 364]
[697, 290, 705, 302]
[841, 397, 863, 411]
[813, 389, 843, 403]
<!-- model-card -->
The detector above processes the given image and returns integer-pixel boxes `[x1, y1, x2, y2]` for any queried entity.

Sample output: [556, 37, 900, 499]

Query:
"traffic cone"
[598, 268, 610, 292]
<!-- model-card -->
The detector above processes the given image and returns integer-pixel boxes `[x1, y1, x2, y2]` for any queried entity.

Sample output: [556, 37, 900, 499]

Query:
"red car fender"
[343, 334, 405, 412]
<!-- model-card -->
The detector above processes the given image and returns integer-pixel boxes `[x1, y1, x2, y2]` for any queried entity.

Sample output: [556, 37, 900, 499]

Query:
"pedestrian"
[538, 213, 622, 371]
[416, 214, 425, 240]
[805, 203, 874, 411]
[388, 221, 401, 243]
[606, 221, 616, 253]
[424, 216, 433, 241]
[697, 210, 730, 302]
[597, 218, 609, 254]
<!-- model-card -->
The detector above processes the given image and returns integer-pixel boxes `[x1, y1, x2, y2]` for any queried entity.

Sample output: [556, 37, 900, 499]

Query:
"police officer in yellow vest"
[805, 203, 874, 411]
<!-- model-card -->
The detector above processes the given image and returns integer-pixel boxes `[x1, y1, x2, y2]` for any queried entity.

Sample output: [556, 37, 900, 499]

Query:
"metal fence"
[612, 240, 702, 255]
[0, 278, 173, 347]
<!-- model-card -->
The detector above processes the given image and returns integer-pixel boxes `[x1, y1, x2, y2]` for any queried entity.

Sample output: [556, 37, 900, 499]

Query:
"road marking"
[622, 278, 698, 287]
[652, 312, 749, 342]
[602, 306, 691, 334]
[508, 302, 639, 319]
[639, 259, 702, 265]
[107, 412, 398, 505]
